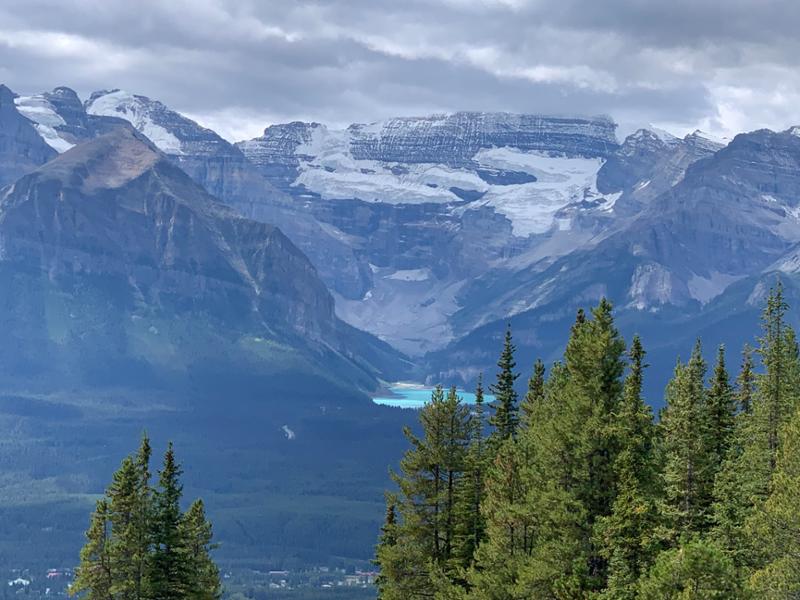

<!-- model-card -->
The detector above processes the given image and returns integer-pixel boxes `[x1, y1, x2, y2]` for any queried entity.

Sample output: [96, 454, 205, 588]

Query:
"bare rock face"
[345, 113, 618, 165]
[597, 128, 723, 215]
[82, 90, 371, 302]
[0, 127, 401, 388]
[0, 85, 57, 187]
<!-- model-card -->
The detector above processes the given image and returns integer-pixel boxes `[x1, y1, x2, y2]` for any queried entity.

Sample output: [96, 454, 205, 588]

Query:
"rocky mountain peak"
[32, 125, 161, 193]
[0, 84, 16, 102]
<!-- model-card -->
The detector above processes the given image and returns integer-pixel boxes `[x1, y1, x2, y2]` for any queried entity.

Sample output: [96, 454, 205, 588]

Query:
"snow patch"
[386, 268, 431, 282]
[687, 272, 744, 304]
[86, 90, 183, 154]
[287, 129, 609, 236]
[14, 95, 75, 152]
[473, 148, 606, 235]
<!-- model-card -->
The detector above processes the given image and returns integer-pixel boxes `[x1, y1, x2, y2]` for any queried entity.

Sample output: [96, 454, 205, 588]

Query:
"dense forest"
[376, 284, 800, 598]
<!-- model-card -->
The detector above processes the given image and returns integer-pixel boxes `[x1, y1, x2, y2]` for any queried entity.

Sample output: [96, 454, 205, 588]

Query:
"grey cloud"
[0, 0, 797, 141]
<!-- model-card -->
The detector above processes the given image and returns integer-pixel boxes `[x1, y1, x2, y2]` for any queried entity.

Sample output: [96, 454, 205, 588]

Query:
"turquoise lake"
[372, 384, 495, 409]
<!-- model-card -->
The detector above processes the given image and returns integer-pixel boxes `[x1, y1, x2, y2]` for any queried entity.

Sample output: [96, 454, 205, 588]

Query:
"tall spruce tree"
[107, 456, 143, 600]
[489, 325, 520, 441]
[713, 285, 800, 575]
[510, 300, 626, 597]
[659, 340, 715, 539]
[452, 375, 487, 571]
[520, 359, 545, 428]
[597, 335, 660, 600]
[378, 385, 472, 598]
[72, 499, 113, 600]
[707, 345, 735, 471]
[180, 500, 221, 600]
[747, 403, 800, 596]
[736, 344, 756, 415]
[149, 443, 190, 600]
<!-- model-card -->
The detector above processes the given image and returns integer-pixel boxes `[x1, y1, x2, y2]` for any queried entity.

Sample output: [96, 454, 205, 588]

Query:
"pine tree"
[489, 325, 520, 441]
[568, 298, 627, 588]
[747, 404, 800, 596]
[638, 537, 741, 599]
[468, 437, 535, 599]
[452, 375, 487, 571]
[180, 500, 221, 600]
[757, 282, 797, 474]
[149, 443, 190, 600]
[379, 385, 472, 598]
[713, 285, 800, 575]
[72, 499, 113, 600]
[374, 500, 398, 599]
[736, 344, 756, 415]
[509, 300, 626, 596]
[73, 440, 220, 600]
[107, 456, 142, 600]
[707, 345, 735, 471]
[520, 359, 545, 428]
[659, 340, 715, 539]
[597, 335, 660, 600]
[134, 434, 152, 600]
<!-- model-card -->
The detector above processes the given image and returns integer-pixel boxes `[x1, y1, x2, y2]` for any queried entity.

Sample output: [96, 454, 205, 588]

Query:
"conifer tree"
[567, 299, 627, 588]
[134, 434, 152, 600]
[489, 325, 520, 441]
[374, 501, 398, 599]
[707, 345, 735, 471]
[747, 404, 800, 596]
[511, 300, 626, 596]
[180, 500, 221, 600]
[72, 499, 113, 600]
[757, 282, 798, 474]
[659, 340, 715, 539]
[73, 440, 220, 600]
[149, 443, 191, 600]
[468, 437, 535, 599]
[379, 385, 472, 598]
[597, 335, 660, 599]
[713, 285, 800, 574]
[736, 344, 756, 415]
[452, 376, 487, 571]
[520, 359, 545, 427]
[638, 537, 741, 599]
[107, 456, 142, 600]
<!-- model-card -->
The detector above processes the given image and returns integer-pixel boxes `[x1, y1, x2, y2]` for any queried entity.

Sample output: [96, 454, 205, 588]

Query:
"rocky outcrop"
[347, 112, 618, 166]
[0, 85, 57, 187]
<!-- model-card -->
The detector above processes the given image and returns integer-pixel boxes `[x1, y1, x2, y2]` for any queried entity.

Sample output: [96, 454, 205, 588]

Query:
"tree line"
[72, 436, 221, 600]
[375, 284, 800, 598]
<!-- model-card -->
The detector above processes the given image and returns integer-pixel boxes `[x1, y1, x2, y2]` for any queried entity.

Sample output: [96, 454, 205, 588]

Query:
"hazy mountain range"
[4, 82, 800, 567]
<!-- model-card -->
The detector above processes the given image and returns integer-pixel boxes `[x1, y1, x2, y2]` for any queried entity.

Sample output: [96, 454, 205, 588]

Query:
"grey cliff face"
[0, 85, 57, 187]
[346, 112, 618, 166]
[0, 125, 405, 389]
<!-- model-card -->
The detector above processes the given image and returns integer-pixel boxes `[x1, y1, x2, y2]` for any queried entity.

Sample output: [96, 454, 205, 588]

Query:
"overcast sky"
[1, 0, 798, 142]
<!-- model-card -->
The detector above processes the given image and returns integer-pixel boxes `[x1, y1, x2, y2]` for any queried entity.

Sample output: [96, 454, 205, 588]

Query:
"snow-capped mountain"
[426, 125, 800, 397]
[20, 82, 800, 392]
[236, 113, 630, 353]
[6, 84, 739, 359]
